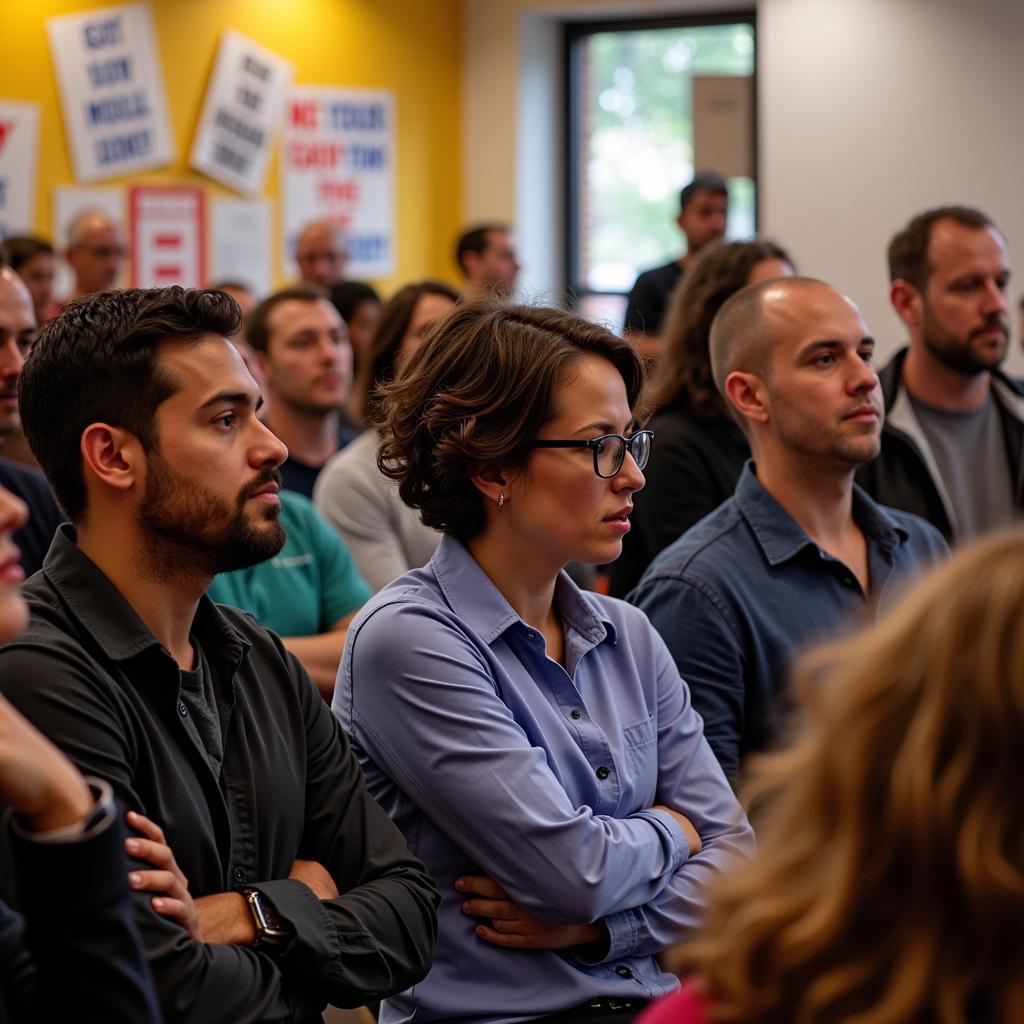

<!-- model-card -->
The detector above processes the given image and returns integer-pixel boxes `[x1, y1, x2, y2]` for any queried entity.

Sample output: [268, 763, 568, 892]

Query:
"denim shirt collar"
[429, 534, 617, 648]
[42, 524, 251, 671]
[735, 461, 909, 566]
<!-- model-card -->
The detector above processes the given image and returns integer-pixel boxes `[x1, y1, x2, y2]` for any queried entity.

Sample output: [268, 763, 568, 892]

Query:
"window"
[566, 15, 756, 328]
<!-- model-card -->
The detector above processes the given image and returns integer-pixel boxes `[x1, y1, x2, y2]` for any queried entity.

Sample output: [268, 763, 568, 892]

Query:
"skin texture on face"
[140, 335, 288, 579]
[16, 252, 55, 323]
[917, 221, 1011, 375]
[677, 190, 728, 257]
[395, 292, 457, 372]
[66, 214, 126, 296]
[502, 354, 645, 572]
[746, 284, 882, 471]
[295, 221, 347, 288]
[467, 230, 520, 297]
[0, 485, 28, 640]
[0, 269, 37, 437]
[260, 297, 352, 414]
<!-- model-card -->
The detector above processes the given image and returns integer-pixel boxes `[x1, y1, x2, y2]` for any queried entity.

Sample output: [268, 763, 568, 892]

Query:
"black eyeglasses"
[529, 429, 654, 479]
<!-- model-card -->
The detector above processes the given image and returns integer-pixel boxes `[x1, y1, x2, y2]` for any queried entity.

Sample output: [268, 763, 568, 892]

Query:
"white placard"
[0, 101, 40, 240]
[210, 198, 272, 296]
[52, 185, 126, 300]
[190, 31, 293, 197]
[282, 87, 395, 279]
[130, 186, 205, 288]
[46, 2, 175, 182]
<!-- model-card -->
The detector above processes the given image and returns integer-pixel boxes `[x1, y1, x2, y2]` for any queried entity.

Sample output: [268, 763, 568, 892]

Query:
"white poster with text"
[0, 102, 40, 240]
[46, 2, 175, 182]
[130, 186, 205, 288]
[190, 31, 293, 197]
[210, 198, 273, 297]
[282, 87, 394, 279]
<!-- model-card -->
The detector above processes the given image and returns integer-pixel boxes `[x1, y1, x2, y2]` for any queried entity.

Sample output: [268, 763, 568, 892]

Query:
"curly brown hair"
[647, 239, 792, 420]
[681, 527, 1024, 1024]
[375, 301, 643, 542]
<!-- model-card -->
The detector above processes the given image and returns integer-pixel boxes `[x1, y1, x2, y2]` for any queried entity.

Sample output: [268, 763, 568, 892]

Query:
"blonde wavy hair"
[682, 527, 1024, 1024]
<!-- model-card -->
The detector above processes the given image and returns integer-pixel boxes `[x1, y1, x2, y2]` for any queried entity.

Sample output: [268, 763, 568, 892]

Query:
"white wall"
[464, 0, 1024, 372]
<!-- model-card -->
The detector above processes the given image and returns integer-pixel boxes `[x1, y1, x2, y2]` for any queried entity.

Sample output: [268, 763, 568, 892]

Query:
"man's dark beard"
[139, 456, 286, 577]
[922, 312, 1008, 377]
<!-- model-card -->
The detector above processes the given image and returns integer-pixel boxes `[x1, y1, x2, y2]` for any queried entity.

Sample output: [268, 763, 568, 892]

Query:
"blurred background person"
[609, 239, 794, 597]
[315, 279, 458, 591]
[623, 172, 728, 362]
[330, 279, 382, 379]
[64, 210, 127, 302]
[4, 235, 57, 325]
[295, 219, 348, 289]
[455, 223, 521, 300]
[641, 526, 1024, 1024]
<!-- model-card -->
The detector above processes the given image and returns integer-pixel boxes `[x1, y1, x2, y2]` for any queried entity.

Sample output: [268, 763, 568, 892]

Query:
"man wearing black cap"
[623, 171, 728, 360]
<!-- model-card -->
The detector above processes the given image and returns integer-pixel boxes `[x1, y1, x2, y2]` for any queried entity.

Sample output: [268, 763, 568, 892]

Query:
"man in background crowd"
[295, 219, 348, 289]
[4, 235, 57, 325]
[455, 223, 520, 300]
[246, 284, 357, 496]
[64, 210, 127, 302]
[623, 172, 728, 360]
[857, 205, 1023, 541]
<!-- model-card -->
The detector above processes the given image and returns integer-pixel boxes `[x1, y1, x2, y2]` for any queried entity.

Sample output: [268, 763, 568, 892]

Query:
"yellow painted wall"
[0, 0, 463, 292]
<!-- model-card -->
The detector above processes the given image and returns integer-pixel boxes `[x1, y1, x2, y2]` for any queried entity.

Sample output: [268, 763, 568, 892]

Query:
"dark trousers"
[531, 998, 650, 1024]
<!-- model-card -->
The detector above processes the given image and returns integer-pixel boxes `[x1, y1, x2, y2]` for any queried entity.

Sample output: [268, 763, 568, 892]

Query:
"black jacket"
[0, 527, 439, 1023]
[855, 347, 1024, 542]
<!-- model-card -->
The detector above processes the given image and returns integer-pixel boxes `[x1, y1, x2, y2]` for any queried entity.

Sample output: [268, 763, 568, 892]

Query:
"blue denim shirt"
[628, 462, 949, 779]
[334, 535, 753, 1024]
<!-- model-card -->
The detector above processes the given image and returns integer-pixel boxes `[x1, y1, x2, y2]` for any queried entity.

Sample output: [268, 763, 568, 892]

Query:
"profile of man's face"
[0, 272, 37, 437]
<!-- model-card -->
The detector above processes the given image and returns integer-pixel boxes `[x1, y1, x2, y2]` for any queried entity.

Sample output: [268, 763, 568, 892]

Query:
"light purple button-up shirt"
[333, 535, 753, 1024]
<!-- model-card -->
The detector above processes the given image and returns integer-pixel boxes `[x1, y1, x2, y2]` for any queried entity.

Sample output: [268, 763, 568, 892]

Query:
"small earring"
[498, 493, 505, 510]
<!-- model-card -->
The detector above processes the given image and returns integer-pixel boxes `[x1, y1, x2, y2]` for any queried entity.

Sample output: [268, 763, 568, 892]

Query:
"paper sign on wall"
[210, 198, 272, 297]
[46, 3, 175, 183]
[282, 87, 395, 279]
[130, 186, 205, 288]
[0, 101, 40, 240]
[190, 31, 293, 197]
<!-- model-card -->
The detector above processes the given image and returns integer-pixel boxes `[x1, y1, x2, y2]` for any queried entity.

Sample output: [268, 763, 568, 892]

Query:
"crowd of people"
[0, 186, 1019, 1024]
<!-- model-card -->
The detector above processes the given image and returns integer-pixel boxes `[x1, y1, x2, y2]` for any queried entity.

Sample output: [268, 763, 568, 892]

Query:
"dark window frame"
[563, 11, 759, 312]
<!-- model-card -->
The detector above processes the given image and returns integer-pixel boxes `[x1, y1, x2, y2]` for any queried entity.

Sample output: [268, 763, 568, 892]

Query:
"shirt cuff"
[10, 777, 116, 844]
[574, 908, 641, 965]
[633, 807, 689, 872]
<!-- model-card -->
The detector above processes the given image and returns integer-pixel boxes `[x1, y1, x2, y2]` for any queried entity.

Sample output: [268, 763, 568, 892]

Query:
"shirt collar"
[735, 461, 908, 566]
[429, 534, 617, 647]
[42, 524, 251, 668]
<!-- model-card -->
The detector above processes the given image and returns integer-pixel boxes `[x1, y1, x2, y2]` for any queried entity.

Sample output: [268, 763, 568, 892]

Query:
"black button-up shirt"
[0, 527, 438, 1023]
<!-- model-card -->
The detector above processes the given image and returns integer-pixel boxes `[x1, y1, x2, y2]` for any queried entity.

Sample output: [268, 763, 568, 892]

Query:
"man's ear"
[724, 370, 769, 428]
[80, 423, 145, 495]
[890, 278, 922, 329]
[469, 463, 511, 508]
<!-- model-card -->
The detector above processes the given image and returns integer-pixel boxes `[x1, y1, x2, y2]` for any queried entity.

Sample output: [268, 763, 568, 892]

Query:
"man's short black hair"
[19, 286, 241, 523]
[680, 172, 728, 213]
[455, 223, 509, 276]
[887, 206, 998, 290]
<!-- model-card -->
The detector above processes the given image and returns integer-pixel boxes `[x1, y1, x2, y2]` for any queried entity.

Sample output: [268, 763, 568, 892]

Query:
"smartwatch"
[241, 888, 293, 952]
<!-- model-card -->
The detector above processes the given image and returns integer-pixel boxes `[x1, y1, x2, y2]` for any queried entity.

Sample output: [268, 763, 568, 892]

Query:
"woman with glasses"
[332, 301, 752, 1024]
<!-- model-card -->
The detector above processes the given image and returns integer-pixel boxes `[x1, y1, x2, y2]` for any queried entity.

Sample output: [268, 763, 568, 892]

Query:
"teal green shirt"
[208, 490, 372, 636]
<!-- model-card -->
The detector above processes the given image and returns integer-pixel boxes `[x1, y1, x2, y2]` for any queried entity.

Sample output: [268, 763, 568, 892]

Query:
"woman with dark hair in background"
[329, 279, 381, 377]
[640, 526, 1024, 1024]
[609, 240, 794, 597]
[333, 300, 751, 1024]
[315, 279, 459, 591]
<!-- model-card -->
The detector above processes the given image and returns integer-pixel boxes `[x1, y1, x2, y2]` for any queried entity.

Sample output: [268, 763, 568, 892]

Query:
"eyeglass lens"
[596, 432, 651, 476]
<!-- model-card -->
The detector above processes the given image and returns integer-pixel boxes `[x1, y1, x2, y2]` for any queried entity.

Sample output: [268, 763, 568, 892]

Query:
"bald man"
[295, 220, 347, 289]
[65, 210, 126, 300]
[0, 268, 63, 574]
[628, 278, 946, 779]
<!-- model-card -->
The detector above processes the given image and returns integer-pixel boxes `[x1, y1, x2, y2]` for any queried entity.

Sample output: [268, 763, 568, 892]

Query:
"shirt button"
[233, 867, 246, 883]
[615, 965, 633, 979]
[178, 702, 188, 717]
[570, 709, 582, 720]
[595, 766, 610, 780]
[526, 632, 537, 641]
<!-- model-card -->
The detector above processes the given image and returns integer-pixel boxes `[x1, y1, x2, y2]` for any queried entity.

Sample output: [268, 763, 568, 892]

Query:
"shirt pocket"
[621, 713, 658, 805]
